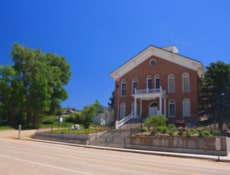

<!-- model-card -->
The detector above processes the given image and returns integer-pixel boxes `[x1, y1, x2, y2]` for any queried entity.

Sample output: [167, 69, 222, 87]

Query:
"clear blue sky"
[0, 0, 230, 110]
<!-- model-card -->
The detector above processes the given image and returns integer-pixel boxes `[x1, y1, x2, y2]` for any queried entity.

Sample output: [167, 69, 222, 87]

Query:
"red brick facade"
[111, 45, 204, 126]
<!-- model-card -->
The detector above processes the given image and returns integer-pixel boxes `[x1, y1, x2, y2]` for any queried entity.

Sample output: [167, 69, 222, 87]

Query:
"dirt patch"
[0, 129, 36, 139]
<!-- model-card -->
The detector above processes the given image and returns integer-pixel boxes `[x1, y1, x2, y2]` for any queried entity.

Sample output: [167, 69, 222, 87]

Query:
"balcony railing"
[134, 87, 164, 95]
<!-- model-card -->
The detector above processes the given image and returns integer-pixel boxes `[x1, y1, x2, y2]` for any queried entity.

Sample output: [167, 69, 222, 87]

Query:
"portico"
[132, 87, 167, 118]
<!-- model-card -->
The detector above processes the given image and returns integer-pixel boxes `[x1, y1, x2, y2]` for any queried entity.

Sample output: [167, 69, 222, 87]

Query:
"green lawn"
[0, 125, 14, 130]
[46, 125, 110, 134]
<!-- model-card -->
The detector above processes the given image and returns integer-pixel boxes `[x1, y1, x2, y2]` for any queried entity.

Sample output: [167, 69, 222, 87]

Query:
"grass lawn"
[42, 123, 111, 134]
[0, 125, 14, 130]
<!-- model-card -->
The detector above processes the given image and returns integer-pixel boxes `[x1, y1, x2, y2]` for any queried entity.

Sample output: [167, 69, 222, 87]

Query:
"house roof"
[110, 45, 204, 79]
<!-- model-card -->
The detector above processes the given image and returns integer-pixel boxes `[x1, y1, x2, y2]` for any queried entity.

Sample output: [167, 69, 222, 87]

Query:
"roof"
[110, 45, 204, 79]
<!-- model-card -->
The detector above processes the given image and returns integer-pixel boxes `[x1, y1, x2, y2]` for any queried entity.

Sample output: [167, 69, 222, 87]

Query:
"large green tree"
[199, 61, 230, 128]
[0, 43, 71, 128]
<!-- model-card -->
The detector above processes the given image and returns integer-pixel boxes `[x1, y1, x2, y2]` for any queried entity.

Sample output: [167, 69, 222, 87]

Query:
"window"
[155, 74, 160, 89]
[168, 74, 175, 93]
[182, 73, 190, 92]
[132, 78, 138, 94]
[119, 103, 126, 118]
[146, 75, 152, 89]
[121, 79, 126, 96]
[168, 100, 176, 117]
[149, 59, 157, 66]
[183, 99, 191, 117]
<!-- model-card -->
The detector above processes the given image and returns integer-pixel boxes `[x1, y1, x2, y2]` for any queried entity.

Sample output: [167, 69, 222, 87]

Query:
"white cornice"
[110, 45, 204, 79]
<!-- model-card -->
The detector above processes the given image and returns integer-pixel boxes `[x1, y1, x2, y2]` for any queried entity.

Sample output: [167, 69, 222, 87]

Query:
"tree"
[199, 61, 230, 129]
[81, 104, 97, 129]
[94, 99, 104, 113]
[108, 91, 114, 110]
[0, 43, 71, 128]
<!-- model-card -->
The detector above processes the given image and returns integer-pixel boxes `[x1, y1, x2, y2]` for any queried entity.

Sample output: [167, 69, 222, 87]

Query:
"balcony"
[133, 87, 166, 100]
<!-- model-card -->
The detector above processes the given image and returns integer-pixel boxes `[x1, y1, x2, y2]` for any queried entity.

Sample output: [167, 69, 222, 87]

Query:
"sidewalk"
[1, 129, 230, 162]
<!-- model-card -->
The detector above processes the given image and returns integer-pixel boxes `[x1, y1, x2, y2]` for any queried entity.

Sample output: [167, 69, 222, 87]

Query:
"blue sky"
[0, 0, 230, 109]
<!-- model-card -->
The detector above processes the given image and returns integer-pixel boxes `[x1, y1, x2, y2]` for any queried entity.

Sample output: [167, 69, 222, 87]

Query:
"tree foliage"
[81, 105, 97, 129]
[108, 91, 114, 110]
[0, 43, 71, 128]
[199, 61, 230, 127]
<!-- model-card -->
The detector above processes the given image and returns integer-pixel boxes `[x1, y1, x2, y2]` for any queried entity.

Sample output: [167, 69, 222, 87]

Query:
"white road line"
[0, 154, 94, 175]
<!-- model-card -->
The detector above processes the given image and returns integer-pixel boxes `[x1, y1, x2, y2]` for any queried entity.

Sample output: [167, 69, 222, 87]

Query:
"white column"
[134, 97, 137, 118]
[159, 95, 162, 114]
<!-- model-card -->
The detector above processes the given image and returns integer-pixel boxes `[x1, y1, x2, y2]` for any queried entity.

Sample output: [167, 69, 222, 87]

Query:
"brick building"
[110, 45, 204, 127]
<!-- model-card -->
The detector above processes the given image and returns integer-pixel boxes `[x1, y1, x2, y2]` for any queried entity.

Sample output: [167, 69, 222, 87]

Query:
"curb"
[28, 138, 230, 163]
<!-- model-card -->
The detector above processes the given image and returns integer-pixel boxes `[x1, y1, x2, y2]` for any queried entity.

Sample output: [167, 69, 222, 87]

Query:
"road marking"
[0, 154, 94, 175]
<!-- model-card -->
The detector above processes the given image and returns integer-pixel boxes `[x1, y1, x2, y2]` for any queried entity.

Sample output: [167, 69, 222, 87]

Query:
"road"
[0, 130, 230, 175]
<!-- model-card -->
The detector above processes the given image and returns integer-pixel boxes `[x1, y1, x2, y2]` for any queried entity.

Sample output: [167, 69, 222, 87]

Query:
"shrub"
[144, 114, 167, 130]
[178, 128, 184, 136]
[199, 130, 211, 138]
[151, 129, 157, 136]
[167, 123, 176, 130]
[159, 126, 168, 133]
[209, 128, 221, 136]
[141, 127, 148, 132]
[186, 130, 192, 137]
[190, 128, 198, 135]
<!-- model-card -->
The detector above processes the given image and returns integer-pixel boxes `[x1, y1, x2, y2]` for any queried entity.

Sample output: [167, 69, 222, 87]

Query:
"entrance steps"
[90, 119, 142, 148]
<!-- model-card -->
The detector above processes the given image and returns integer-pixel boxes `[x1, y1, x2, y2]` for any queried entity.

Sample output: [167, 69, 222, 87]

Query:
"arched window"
[168, 74, 175, 93]
[132, 78, 138, 94]
[154, 74, 160, 89]
[183, 99, 191, 117]
[146, 75, 152, 89]
[182, 73, 190, 92]
[121, 79, 126, 96]
[119, 103, 126, 119]
[168, 100, 176, 117]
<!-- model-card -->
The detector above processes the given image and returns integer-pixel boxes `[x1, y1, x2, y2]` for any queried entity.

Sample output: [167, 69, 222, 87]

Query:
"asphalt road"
[0, 130, 230, 175]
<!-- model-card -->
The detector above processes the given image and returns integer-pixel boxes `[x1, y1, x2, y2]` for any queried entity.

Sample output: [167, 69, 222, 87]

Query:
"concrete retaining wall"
[125, 136, 229, 156]
[32, 131, 106, 145]
[33, 132, 90, 144]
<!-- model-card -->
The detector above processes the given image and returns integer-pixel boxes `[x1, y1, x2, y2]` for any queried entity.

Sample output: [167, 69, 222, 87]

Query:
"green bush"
[64, 113, 83, 124]
[42, 116, 56, 125]
[199, 130, 212, 138]
[157, 126, 168, 133]
[178, 129, 184, 136]
[151, 129, 157, 136]
[186, 130, 192, 137]
[141, 127, 148, 132]
[167, 123, 176, 131]
[144, 114, 166, 130]
[209, 128, 221, 136]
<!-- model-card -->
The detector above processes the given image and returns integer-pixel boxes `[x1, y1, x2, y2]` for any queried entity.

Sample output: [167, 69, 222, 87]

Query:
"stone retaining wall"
[125, 136, 229, 156]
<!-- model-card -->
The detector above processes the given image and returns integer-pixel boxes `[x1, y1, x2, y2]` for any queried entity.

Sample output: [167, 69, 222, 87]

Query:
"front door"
[148, 102, 158, 116]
